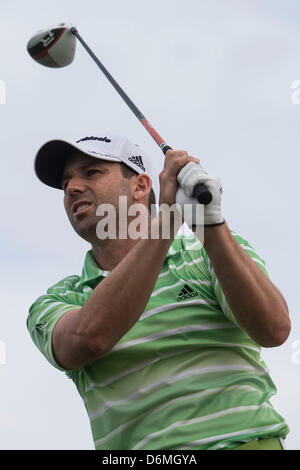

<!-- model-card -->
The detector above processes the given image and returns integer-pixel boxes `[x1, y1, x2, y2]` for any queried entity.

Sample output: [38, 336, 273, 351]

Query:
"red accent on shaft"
[33, 28, 66, 60]
[141, 118, 165, 147]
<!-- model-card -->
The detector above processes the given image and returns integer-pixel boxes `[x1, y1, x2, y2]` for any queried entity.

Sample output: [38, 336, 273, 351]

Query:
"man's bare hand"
[159, 150, 200, 207]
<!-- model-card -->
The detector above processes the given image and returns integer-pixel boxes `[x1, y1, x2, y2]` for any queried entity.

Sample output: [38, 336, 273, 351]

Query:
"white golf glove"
[176, 161, 224, 226]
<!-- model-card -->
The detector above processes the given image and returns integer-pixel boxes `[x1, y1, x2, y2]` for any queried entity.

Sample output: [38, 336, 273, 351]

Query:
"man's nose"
[65, 176, 88, 196]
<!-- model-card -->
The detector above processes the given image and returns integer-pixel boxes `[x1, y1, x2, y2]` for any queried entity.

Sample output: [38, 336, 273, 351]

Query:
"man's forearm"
[76, 212, 177, 355]
[201, 222, 291, 347]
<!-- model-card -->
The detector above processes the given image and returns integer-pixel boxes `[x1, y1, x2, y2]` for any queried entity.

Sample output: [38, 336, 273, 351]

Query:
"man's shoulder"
[29, 249, 101, 312]
[167, 227, 262, 267]
[46, 274, 82, 295]
[28, 274, 82, 312]
[43, 249, 99, 297]
[168, 229, 204, 258]
[169, 228, 256, 255]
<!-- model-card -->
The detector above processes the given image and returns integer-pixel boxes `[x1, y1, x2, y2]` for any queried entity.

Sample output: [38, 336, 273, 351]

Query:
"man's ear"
[132, 174, 152, 202]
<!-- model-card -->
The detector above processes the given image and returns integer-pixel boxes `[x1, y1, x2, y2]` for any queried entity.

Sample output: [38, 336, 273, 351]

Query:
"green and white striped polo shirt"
[27, 231, 289, 450]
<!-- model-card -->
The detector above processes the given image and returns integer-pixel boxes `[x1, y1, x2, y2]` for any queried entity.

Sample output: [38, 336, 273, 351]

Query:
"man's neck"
[91, 238, 139, 271]
[91, 212, 153, 271]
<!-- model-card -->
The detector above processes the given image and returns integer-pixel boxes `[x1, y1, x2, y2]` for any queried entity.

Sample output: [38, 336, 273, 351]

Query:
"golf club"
[27, 23, 212, 205]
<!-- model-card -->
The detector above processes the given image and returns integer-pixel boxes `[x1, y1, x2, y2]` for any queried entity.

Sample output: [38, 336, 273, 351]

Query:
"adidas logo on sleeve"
[177, 284, 199, 301]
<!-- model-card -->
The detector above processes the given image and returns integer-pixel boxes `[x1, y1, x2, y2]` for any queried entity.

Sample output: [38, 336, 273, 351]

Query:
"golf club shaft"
[71, 27, 212, 205]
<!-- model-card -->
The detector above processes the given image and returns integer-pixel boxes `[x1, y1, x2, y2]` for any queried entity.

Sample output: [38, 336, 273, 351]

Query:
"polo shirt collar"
[78, 235, 183, 287]
[78, 250, 110, 287]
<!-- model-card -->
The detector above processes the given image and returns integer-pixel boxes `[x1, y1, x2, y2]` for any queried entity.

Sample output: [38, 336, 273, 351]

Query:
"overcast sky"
[0, 0, 300, 450]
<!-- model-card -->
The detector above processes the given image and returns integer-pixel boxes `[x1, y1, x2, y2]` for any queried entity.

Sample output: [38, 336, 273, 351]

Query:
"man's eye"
[87, 169, 100, 176]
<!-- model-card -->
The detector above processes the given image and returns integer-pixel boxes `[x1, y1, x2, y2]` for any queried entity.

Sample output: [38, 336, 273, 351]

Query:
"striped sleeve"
[231, 232, 269, 278]
[26, 293, 79, 372]
[202, 232, 269, 328]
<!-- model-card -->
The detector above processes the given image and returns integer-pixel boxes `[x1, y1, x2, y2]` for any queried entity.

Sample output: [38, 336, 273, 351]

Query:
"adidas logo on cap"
[177, 284, 199, 301]
[128, 155, 145, 172]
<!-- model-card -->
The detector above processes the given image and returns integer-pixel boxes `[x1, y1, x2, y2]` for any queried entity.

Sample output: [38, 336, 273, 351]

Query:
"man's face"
[62, 151, 133, 243]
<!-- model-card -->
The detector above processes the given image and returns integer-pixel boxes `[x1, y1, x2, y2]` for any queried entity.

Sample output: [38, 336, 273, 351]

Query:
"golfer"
[27, 132, 291, 450]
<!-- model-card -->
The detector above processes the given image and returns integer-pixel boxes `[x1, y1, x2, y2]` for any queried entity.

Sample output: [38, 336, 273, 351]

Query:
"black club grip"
[162, 145, 212, 205]
[192, 183, 212, 205]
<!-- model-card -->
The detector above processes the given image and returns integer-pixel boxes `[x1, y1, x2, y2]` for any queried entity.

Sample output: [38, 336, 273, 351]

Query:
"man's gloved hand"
[176, 161, 224, 226]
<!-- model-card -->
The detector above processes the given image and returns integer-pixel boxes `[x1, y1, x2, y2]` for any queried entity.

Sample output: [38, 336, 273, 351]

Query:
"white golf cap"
[34, 132, 158, 202]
